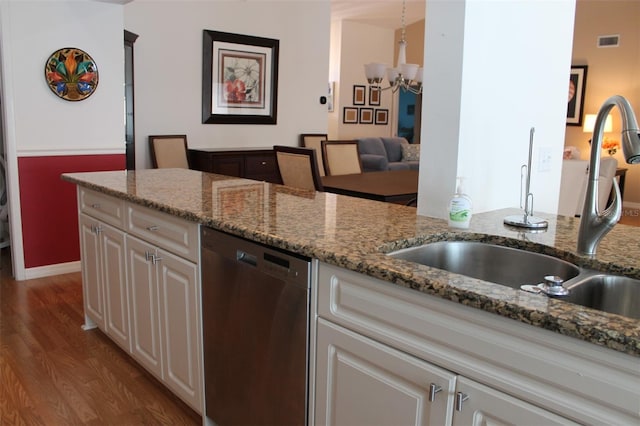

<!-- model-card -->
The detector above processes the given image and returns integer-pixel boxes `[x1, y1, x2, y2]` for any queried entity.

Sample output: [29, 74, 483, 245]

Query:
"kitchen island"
[62, 168, 639, 424]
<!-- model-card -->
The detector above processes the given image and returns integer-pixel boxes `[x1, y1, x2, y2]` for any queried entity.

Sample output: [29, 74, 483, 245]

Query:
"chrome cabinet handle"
[151, 254, 162, 265]
[428, 383, 442, 402]
[91, 224, 103, 234]
[145, 251, 153, 261]
[455, 392, 469, 411]
[261, 161, 267, 165]
[90, 203, 100, 209]
[146, 225, 159, 231]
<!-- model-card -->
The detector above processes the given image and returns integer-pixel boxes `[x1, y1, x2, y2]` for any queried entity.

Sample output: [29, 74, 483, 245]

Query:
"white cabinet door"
[100, 222, 129, 351]
[157, 249, 201, 411]
[79, 214, 105, 329]
[452, 376, 579, 426]
[127, 235, 163, 379]
[315, 318, 456, 426]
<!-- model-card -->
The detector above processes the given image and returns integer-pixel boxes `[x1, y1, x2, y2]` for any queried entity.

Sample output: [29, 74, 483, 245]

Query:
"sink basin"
[565, 274, 640, 319]
[388, 241, 580, 289]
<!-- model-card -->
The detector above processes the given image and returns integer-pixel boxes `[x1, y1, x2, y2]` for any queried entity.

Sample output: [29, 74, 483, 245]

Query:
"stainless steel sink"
[388, 241, 580, 289]
[388, 240, 640, 320]
[565, 274, 640, 319]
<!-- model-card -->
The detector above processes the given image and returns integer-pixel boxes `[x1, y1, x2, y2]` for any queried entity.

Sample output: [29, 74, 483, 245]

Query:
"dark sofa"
[357, 137, 419, 172]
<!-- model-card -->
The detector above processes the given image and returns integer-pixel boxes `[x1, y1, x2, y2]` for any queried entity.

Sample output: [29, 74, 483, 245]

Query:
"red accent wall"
[18, 155, 125, 268]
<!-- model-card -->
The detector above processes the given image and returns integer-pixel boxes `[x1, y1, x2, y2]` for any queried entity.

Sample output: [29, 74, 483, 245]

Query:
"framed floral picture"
[202, 30, 279, 124]
[567, 65, 587, 126]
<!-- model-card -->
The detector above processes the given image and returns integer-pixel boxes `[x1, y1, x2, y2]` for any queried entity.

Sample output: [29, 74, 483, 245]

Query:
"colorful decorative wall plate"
[45, 47, 99, 101]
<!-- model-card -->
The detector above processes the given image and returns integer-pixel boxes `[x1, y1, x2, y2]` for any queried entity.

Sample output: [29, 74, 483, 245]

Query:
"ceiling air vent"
[597, 34, 620, 48]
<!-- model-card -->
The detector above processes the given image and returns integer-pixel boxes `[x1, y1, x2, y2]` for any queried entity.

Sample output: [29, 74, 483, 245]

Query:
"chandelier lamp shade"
[364, 0, 423, 95]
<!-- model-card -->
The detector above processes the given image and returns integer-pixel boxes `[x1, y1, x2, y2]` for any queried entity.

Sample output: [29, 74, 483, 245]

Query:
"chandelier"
[364, 0, 423, 95]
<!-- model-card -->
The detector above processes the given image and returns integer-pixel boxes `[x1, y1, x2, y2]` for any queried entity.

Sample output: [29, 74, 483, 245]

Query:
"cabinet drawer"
[245, 154, 277, 175]
[79, 188, 126, 229]
[127, 203, 199, 262]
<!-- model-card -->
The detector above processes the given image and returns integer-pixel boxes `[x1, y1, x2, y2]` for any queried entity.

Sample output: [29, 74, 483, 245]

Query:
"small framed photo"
[375, 108, 389, 125]
[567, 65, 588, 126]
[369, 87, 381, 106]
[359, 108, 374, 124]
[343, 107, 358, 124]
[353, 85, 366, 105]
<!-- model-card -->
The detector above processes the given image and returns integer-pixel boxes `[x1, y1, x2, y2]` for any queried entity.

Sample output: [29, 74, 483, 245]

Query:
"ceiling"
[331, 0, 426, 29]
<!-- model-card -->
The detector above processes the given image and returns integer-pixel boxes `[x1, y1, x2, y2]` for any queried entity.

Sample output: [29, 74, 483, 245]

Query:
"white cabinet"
[76, 188, 202, 414]
[452, 377, 576, 426]
[315, 318, 456, 426]
[314, 262, 638, 425]
[315, 318, 575, 426]
[127, 234, 201, 411]
[79, 213, 130, 352]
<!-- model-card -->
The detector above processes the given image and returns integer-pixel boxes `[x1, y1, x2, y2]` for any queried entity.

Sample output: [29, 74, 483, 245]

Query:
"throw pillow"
[401, 144, 420, 162]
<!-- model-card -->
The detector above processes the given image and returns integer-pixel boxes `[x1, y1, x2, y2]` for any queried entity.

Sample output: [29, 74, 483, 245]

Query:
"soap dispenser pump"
[448, 177, 472, 229]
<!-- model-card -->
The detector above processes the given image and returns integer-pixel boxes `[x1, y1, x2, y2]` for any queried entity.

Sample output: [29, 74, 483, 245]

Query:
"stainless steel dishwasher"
[200, 227, 310, 426]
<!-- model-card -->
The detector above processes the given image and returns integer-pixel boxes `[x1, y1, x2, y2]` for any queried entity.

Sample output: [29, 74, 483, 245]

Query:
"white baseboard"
[24, 260, 81, 280]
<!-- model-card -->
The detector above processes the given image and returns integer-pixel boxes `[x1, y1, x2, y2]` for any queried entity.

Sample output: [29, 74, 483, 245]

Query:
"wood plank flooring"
[0, 248, 201, 426]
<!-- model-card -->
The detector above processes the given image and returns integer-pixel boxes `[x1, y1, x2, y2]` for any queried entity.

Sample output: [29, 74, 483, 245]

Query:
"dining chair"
[274, 145, 324, 191]
[149, 134, 190, 168]
[321, 140, 362, 176]
[299, 133, 328, 177]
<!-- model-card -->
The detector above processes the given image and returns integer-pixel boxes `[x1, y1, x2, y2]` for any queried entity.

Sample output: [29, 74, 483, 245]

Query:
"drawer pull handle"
[151, 255, 162, 265]
[145, 251, 153, 261]
[428, 383, 442, 402]
[455, 392, 469, 411]
[91, 224, 103, 235]
[146, 225, 160, 232]
[91, 203, 100, 209]
[261, 161, 267, 165]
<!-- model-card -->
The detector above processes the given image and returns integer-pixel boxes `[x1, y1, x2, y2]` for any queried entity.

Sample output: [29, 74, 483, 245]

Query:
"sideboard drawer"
[127, 203, 199, 262]
[189, 148, 281, 183]
[245, 154, 278, 180]
[79, 188, 126, 229]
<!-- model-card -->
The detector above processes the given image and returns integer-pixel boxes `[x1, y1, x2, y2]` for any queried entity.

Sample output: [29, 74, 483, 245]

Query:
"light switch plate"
[538, 147, 553, 172]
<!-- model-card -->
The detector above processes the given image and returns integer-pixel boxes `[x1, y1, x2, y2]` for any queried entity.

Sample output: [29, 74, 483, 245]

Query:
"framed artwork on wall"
[353, 85, 366, 105]
[567, 65, 587, 126]
[359, 108, 374, 124]
[202, 29, 279, 124]
[369, 87, 381, 106]
[375, 109, 389, 125]
[343, 107, 358, 124]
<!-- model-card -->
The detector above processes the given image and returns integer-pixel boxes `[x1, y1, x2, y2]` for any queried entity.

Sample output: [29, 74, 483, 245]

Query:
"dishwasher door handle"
[237, 250, 257, 267]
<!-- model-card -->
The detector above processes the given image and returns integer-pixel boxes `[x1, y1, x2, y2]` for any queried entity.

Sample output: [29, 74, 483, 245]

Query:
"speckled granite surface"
[62, 169, 640, 357]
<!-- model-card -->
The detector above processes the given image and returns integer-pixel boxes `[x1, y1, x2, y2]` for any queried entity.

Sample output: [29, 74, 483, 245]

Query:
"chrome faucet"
[577, 95, 640, 256]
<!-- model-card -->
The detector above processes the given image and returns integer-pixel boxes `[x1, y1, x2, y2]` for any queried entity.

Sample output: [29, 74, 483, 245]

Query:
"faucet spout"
[577, 95, 640, 256]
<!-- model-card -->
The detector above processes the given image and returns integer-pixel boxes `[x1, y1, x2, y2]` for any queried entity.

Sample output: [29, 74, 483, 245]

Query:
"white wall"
[335, 20, 395, 140]
[2, 0, 125, 155]
[419, 0, 576, 218]
[124, 0, 330, 169]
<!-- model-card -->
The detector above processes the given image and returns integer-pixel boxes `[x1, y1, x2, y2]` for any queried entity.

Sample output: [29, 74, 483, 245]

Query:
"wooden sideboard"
[188, 147, 281, 183]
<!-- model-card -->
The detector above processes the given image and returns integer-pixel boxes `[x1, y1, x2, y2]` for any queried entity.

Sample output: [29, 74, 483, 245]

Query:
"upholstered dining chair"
[299, 133, 328, 177]
[149, 134, 190, 168]
[274, 145, 324, 191]
[321, 140, 362, 176]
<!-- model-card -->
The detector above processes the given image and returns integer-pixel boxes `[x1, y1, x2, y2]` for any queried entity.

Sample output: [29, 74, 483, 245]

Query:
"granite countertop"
[62, 168, 640, 357]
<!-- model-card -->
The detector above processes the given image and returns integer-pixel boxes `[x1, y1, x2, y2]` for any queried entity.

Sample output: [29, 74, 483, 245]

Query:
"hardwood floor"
[0, 248, 200, 425]
[619, 207, 640, 226]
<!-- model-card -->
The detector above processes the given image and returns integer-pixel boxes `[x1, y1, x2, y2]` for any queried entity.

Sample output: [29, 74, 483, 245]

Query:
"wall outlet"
[538, 147, 553, 172]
